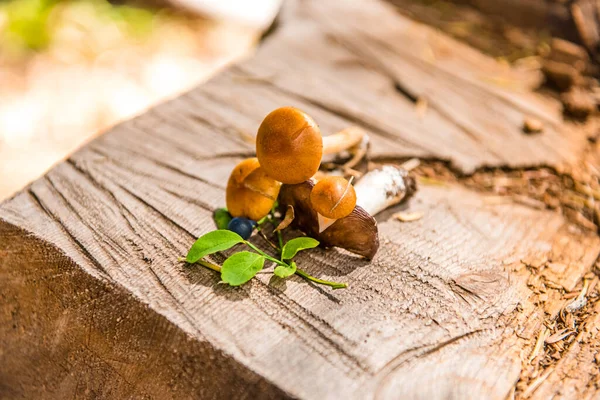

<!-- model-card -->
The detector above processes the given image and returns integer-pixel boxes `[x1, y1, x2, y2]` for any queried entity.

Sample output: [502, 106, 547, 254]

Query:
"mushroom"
[251, 107, 416, 259]
[256, 107, 323, 184]
[322, 127, 370, 175]
[279, 180, 379, 259]
[226, 157, 281, 221]
[278, 165, 416, 259]
[354, 165, 416, 216]
[310, 176, 357, 233]
[322, 127, 366, 155]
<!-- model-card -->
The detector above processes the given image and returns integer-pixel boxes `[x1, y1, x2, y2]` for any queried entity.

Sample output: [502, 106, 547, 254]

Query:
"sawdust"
[389, 149, 600, 398]
[410, 150, 600, 233]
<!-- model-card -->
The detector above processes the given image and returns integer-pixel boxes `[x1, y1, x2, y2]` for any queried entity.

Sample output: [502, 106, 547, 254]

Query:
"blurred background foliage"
[1, 0, 156, 54]
[0, 0, 262, 199]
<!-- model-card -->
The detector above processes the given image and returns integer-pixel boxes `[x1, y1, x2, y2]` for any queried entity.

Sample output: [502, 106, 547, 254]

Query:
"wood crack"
[251, 75, 431, 152]
[91, 144, 227, 192]
[374, 328, 489, 399]
[255, 283, 371, 375]
[27, 186, 111, 279]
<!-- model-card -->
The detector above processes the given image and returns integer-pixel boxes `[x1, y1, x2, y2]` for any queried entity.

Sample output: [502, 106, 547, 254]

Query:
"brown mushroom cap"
[279, 181, 379, 259]
[226, 157, 281, 221]
[256, 107, 323, 184]
[310, 176, 357, 219]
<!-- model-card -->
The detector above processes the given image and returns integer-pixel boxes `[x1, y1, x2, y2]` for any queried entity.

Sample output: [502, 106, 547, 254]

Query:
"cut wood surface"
[2, 0, 600, 399]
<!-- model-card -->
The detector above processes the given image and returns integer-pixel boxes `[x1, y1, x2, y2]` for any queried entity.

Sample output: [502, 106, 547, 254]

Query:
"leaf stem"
[244, 241, 288, 267]
[178, 256, 222, 273]
[243, 242, 347, 289]
[198, 259, 222, 273]
[294, 268, 348, 289]
[276, 230, 284, 252]
[243, 207, 347, 290]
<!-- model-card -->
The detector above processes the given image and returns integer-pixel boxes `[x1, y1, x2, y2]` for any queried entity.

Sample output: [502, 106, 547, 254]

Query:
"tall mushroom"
[226, 157, 281, 221]
[256, 107, 323, 184]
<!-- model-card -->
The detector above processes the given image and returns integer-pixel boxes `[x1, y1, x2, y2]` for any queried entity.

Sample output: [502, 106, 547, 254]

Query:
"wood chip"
[393, 211, 424, 222]
[415, 97, 428, 119]
[565, 278, 590, 312]
[549, 38, 589, 72]
[545, 328, 575, 344]
[563, 291, 581, 299]
[401, 158, 420, 171]
[521, 367, 554, 398]
[523, 117, 544, 134]
[542, 60, 580, 91]
[512, 195, 546, 210]
[561, 88, 596, 120]
[572, 1, 600, 53]
[529, 327, 550, 364]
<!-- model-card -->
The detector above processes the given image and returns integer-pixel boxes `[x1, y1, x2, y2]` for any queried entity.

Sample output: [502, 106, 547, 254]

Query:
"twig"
[529, 326, 549, 364]
[258, 230, 280, 251]
[521, 367, 554, 398]
[545, 328, 575, 344]
[565, 278, 590, 312]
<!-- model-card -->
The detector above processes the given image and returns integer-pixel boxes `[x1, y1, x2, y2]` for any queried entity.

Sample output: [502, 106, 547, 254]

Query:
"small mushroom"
[256, 107, 323, 184]
[226, 157, 281, 221]
[279, 180, 379, 259]
[321, 127, 370, 174]
[278, 165, 416, 258]
[310, 176, 357, 232]
[322, 127, 366, 155]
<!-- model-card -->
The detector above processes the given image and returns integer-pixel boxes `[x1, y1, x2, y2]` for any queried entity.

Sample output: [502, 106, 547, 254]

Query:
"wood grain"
[1, 0, 599, 398]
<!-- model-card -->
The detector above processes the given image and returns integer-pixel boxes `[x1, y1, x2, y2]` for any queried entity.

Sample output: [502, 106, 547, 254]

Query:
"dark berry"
[227, 217, 255, 240]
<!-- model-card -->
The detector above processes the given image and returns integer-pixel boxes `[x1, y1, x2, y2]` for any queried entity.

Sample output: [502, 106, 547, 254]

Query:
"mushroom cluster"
[225, 106, 416, 259]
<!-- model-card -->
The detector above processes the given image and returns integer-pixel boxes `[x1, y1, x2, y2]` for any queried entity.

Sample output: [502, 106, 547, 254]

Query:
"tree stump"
[2, 0, 599, 399]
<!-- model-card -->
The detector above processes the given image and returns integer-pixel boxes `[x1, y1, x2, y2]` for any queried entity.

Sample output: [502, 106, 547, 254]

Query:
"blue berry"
[228, 217, 255, 240]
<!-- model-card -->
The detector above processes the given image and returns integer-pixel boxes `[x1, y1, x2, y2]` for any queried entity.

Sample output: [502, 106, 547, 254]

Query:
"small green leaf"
[221, 252, 265, 286]
[274, 261, 297, 278]
[281, 237, 320, 260]
[186, 230, 243, 263]
[213, 208, 232, 230]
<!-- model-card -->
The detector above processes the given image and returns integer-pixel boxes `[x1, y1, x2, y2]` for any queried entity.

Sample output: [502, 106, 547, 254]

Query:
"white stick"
[354, 165, 410, 216]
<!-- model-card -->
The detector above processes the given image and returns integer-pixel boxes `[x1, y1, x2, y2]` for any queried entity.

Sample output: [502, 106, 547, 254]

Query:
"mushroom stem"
[323, 127, 367, 155]
[317, 213, 338, 233]
[354, 165, 416, 216]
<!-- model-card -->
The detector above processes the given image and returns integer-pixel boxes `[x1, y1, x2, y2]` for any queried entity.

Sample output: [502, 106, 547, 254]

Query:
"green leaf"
[274, 261, 297, 278]
[281, 237, 320, 260]
[186, 230, 243, 263]
[213, 208, 232, 230]
[221, 252, 265, 286]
